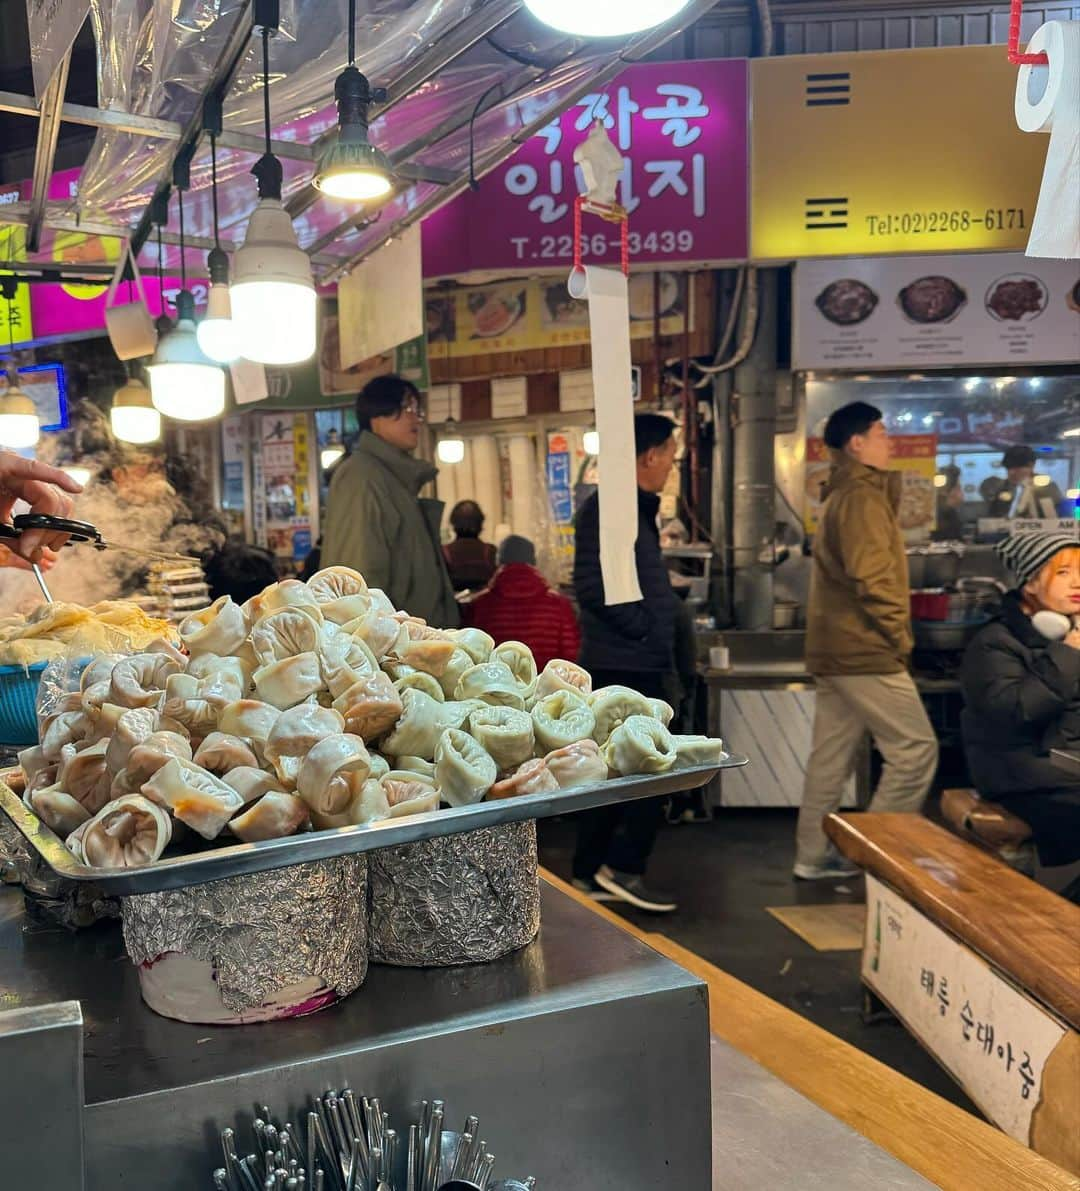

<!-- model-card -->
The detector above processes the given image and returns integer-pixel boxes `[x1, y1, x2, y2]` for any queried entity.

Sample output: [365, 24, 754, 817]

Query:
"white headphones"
[1032, 610, 1074, 640]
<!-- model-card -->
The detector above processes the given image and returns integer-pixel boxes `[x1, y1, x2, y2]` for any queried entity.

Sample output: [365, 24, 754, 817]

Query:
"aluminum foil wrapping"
[0, 812, 119, 929]
[122, 856, 368, 1013]
[368, 821, 540, 967]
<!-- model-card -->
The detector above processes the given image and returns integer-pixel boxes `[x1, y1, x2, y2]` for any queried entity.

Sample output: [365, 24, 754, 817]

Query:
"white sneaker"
[793, 855, 861, 881]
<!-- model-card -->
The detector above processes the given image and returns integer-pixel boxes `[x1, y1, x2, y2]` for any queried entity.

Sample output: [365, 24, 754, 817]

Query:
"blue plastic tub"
[0, 661, 50, 747]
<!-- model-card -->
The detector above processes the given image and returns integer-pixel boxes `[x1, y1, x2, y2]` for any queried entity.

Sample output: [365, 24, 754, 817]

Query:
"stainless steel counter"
[0, 880, 712, 1189]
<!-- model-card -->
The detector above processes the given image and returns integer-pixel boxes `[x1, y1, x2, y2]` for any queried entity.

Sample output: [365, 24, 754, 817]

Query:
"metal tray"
[0, 757, 746, 895]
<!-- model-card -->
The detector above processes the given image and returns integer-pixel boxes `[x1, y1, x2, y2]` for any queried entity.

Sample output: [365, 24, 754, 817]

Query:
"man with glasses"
[322, 374, 459, 627]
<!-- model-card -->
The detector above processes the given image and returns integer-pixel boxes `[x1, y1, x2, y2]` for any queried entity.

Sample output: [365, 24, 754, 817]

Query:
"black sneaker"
[594, 865, 678, 913]
[571, 876, 618, 902]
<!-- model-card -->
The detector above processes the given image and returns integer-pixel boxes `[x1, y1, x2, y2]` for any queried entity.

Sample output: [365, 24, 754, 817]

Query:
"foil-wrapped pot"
[0, 812, 119, 929]
[122, 855, 368, 1023]
[368, 821, 540, 966]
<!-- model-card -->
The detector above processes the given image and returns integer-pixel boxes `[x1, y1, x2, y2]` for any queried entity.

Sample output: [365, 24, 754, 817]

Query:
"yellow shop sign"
[751, 45, 1048, 260]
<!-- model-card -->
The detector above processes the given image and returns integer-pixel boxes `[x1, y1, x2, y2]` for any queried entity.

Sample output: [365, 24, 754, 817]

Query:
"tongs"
[0, 512, 198, 603]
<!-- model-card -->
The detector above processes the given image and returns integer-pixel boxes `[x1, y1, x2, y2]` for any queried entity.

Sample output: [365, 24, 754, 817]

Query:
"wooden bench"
[544, 867, 1080, 1191]
[826, 812, 1080, 1176]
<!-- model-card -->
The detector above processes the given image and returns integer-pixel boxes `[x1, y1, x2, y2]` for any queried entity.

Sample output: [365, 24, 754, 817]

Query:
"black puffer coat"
[960, 590, 1080, 795]
[573, 488, 679, 673]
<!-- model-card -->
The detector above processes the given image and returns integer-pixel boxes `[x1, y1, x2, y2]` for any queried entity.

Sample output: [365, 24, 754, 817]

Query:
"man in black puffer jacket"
[571, 413, 682, 913]
[961, 531, 1080, 869]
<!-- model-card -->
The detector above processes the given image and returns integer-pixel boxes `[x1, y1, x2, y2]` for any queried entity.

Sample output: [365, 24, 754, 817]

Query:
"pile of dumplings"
[15, 568, 724, 870]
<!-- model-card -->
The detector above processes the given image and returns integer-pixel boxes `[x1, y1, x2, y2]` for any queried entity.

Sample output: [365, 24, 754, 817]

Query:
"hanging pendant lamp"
[436, 417, 465, 464]
[231, 21, 317, 365]
[313, 0, 392, 203]
[523, 0, 692, 36]
[0, 277, 38, 449]
[147, 188, 226, 421]
[197, 132, 240, 363]
[111, 372, 161, 444]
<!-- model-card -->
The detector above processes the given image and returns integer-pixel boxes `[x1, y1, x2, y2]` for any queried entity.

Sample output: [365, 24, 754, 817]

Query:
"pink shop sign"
[421, 59, 748, 277]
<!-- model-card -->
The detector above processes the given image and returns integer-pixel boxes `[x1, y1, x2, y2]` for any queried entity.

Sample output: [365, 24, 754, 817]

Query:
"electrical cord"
[210, 132, 220, 249]
[468, 80, 506, 191]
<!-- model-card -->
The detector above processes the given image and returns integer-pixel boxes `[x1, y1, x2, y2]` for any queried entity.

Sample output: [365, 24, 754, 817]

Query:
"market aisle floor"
[538, 806, 979, 1114]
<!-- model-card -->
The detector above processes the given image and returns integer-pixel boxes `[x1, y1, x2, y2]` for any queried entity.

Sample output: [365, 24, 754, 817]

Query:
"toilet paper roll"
[471, 435, 503, 531]
[1015, 20, 1080, 259]
[508, 434, 537, 540]
[567, 265, 642, 606]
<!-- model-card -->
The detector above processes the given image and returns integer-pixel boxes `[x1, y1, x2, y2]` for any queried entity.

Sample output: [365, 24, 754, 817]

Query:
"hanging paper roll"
[471, 435, 503, 530]
[567, 265, 642, 605]
[508, 434, 537, 540]
[1015, 21, 1080, 258]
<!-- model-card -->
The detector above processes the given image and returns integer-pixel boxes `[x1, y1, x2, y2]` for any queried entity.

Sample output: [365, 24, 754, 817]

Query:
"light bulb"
[933, 473, 948, 488]
[0, 385, 40, 448]
[321, 443, 346, 470]
[523, 0, 691, 36]
[231, 199, 317, 365]
[437, 436, 465, 464]
[314, 66, 394, 201]
[196, 278, 239, 364]
[63, 466, 93, 487]
[111, 377, 161, 444]
[147, 292, 225, 421]
[583, 429, 600, 455]
[1034, 474, 1052, 488]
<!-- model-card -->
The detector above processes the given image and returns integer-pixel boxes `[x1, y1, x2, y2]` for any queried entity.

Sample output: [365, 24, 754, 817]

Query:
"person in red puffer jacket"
[465, 535, 580, 670]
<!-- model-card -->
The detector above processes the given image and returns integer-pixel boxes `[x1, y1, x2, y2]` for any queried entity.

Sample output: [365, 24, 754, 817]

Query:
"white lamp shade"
[437, 436, 465, 464]
[523, 0, 691, 35]
[147, 313, 225, 421]
[111, 403, 162, 443]
[231, 199, 317, 365]
[0, 388, 40, 448]
[196, 282, 240, 364]
[583, 429, 600, 455]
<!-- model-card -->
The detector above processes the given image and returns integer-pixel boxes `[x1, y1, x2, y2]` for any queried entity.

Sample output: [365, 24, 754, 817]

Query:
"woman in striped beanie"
[956, 531, 1080, 880]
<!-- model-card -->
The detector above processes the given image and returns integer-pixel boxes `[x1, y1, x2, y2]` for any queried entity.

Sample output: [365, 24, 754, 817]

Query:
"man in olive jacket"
[321, 375, 459, 628]
[796, 402, 938, 879]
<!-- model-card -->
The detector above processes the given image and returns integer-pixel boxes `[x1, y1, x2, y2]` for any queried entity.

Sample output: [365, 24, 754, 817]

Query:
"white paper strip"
[338, 226, 423, 367]
[229, 359, 269, 405]
[508, 435, 537, 540]
[567, 266, 642, 605]
[470, 435, 503, 530]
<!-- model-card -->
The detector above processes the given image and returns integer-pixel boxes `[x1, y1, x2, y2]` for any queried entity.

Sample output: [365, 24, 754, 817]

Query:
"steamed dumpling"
[186, 653, 254, 697]
[368, 753, 390, 781]
[343, 606, 406, 662]
[434, 729, 497, 807]
[126, 730, 194, 786]
[531, 689, 596, 752]
[109, 652, 183, 710]
[489, 757, 559, 800]
[263, 702, 344, 786]
[381, 689, 475, 761]
[253, 652, 324, 710]
[491, 641, 538, 701]
[307, 566, 371, 624]
[454, 661, 525, 710]
[649, 698, 675, 727]
[318, 625, 379, 699]
[218, 700, 280, 753]
[468, 705, 535, 771]
[535, 658, 592, 700]
[544, 738, 609, 789]
[220, 765, 289, 805]
[30, 786, 91, 836]
[179, 595, 247, 657]
[143, 758, 245, 839]
[380, 771, 440, 818]
[57, 739, 113, 814]
[438, 648, 475, 698]
[162, 673, 220, 739]
[589, 685, 655, 745]
[392, 755, 436, 780]
[105, 706, 159, 775]
[81, 794, 172, 868]
[393, 671, 445, 703]
[449, 627, 495, 665]
[671, 734, 726, 768]
[251, 608, 322, 666]
[307, 777, 390, 831]
[297, 734, 372, 818]
[41, 710, 94, 763]
[194, 732, 260, 776]
[229, 791, 309, 842]
[251, 579, 324, 626]
[395, 623, 458, 677]
[332, 670, 403, 741]
[602, 715, 677, 776]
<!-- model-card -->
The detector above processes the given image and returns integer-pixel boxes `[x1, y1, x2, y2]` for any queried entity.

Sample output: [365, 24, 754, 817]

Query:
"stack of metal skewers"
[211, 1090, 538, 1191]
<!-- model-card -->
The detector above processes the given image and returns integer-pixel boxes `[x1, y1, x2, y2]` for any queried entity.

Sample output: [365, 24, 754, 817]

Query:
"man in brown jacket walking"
[796, 402, 938, 879]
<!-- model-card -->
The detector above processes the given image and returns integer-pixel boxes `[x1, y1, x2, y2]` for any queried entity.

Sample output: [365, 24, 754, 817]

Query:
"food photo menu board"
[794, 254, 1080, 370]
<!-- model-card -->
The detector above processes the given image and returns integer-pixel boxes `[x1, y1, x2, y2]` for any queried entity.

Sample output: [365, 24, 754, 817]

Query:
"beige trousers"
[797, 671, 938, 866]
